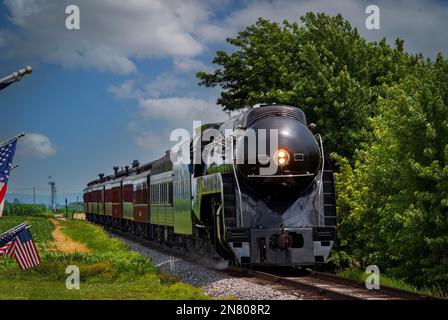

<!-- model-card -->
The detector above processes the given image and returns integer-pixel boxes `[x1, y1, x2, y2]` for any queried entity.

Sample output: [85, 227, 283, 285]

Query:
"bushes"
[334, 59, 448, 292]
[3, 203, 46, 216]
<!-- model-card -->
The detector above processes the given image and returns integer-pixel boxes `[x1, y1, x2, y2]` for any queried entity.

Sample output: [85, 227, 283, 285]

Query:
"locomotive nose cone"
[236, 115, 321, 195]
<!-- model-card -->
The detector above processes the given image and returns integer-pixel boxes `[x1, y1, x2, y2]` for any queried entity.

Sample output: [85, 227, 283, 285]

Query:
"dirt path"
[50, 219, 91, 253]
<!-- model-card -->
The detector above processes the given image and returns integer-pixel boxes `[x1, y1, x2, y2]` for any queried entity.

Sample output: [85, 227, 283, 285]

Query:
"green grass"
[0, 216, 208, 300]
[0, 215, 54, 243]
[337, 268, 447, 298]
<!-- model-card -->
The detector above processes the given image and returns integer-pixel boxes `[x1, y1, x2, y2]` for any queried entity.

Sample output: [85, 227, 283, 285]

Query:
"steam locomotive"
[84, 104, 337, 267]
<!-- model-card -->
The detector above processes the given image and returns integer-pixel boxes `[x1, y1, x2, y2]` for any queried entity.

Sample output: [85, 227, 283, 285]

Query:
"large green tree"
[334, 56, 448, 289]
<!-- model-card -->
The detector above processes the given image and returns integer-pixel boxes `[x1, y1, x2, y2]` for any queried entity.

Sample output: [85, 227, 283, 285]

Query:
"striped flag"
[0, 222, 26, 256]
[8, 228, 40, 270]
[0, 137, 18, 217]
[0, 242, 14, 256]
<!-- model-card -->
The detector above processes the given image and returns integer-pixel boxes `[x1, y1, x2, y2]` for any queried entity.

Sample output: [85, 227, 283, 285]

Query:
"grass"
[0, 215, 54, 243]
[0, 215, 208, 300]
[337, 268, 447, 298]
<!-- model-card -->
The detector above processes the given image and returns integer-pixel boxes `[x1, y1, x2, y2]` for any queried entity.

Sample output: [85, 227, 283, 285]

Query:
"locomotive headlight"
[275, 148, 290, 166]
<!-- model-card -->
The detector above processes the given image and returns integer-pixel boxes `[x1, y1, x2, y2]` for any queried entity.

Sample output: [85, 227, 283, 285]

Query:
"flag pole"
[0, 132, 25, 147]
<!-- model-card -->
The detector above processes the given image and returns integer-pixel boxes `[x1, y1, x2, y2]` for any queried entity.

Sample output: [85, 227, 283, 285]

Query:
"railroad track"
[228, 267, 442, 300]
[101, 225, 442, 300]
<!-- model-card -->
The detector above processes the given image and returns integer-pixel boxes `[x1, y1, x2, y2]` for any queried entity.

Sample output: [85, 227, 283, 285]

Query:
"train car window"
[138, 184, 141, 203]
[142, 182, 148, 204]
[160, 184, 162, 204]
[149, 182, 174, 205]
[151, 184, 157, 204]
[105, 188, 112, 202]
[160, 183, 163, 204]
[161, 183, 164, 204]
[169, 182, 173, 204]
[123, 185, 133, 202]
[138, 183, 142, 203]
[133, 183, 137, 203]
[154, 184, 157, 204]
[112, 189, 119, 203]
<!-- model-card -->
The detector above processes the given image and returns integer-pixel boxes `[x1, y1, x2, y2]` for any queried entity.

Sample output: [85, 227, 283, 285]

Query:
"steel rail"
[246, 269, 362, 300]
[307, 269, 443, 300]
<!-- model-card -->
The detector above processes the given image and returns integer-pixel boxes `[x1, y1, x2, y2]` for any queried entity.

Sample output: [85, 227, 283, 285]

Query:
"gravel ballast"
[111, 233, 302, 300]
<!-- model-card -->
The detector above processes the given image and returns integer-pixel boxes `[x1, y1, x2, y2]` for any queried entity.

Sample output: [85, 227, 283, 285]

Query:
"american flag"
[0, 242, 13, 256]
[8, 228, 41, 270]
[0, 223, 26, 257]
[0, 138, 17, 218]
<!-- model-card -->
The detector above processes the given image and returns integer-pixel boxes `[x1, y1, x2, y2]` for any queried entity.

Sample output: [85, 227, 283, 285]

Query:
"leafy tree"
[334, 57, 448, 289]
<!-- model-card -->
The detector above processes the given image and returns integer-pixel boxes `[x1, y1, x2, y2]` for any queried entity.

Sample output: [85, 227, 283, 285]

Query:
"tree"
[334, 57, 448, 289]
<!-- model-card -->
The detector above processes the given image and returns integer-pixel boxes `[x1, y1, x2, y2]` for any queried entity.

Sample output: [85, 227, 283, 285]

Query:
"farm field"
[0, 215, 207, 300]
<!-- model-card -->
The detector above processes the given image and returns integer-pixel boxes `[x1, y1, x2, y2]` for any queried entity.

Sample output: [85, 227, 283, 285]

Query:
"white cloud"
[2, 0, 211, 74]
[19, 133, 56, 158]
[131, 96, 225, 150]
[134, 130, 172, 151]
[198, 0, 448, 58]
[108, 80, 141, 99]
[173, 57, 211, 72]
[145, 73, 184, 98]
[138, 96, 225, 125]
[3, 0, 447, 75]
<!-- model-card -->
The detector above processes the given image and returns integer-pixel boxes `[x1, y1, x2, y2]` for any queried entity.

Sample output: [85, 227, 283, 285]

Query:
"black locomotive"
[84, 104, 337, 267]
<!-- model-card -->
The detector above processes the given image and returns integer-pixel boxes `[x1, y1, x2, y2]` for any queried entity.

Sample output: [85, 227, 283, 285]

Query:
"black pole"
[65, 198, 68, 220]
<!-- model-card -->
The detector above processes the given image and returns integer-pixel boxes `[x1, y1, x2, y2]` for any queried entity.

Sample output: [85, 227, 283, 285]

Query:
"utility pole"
[65, 198, 68, 220]
[33, 186, 35, 204]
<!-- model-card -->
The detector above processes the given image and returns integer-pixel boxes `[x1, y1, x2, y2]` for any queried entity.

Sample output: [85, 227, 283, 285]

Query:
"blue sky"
[1, 0, 448, 203]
